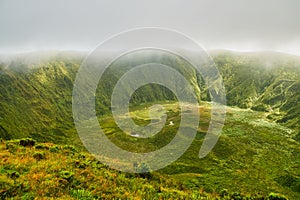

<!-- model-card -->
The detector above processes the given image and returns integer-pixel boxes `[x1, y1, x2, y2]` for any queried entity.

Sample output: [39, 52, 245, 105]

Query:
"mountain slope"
[211, 50, 300, 133]
[0, 50, 299, 141]
[0, 50, 299, 199]
[0, 56, 79, 143]
[0, 50, 201, 144]
[2, 138, 289, 199]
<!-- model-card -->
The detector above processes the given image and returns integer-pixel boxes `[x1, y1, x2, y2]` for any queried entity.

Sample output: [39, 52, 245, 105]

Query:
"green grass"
[1, 50, 300, 142]
[99, 102, 299, 199]
[0, 137, 291, 199]
[0, 50, 300, 199]
[0, 139, 247, 199]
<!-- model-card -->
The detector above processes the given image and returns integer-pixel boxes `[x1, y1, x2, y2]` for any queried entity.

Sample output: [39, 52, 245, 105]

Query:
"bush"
[7, 170, 20, 179]
[231, 192, 242, 200]
[50, 146, 60, 153]
[33, 152, 45, 160]
[220, 189, 229, 197]
[59, 171, 74, 182]
[63, 145, 77, 152]
[268, 192, 287, 200]
[19, 138, 35, 147]
[74, 160, 87, 169]
[5, 141, 18, 152]
[35, 144, 49, 150]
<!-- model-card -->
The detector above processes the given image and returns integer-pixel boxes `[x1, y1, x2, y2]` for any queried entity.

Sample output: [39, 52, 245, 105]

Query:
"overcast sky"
[0, 0, 300, 54]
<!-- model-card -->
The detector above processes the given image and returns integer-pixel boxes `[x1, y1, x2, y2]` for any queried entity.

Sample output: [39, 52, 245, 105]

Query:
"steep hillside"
[0, 53, 80, 144]
[211, 50, 300, 132]
[0, 50, 299, 199]
[0, 50, 201, 144]
[0, 50, 299, 142]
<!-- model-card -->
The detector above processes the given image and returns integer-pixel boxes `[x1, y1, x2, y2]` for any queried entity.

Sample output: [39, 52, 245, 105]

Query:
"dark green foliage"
[49, 145, 60, 153]
[275, 174, 300, 192]
[3, 170, 20, 179]
[252, 104, 269, 112]
[220, 189, 229, 197]
[294, 132, 300, 141]
[33, 152, 45, 160]
[59, 171, 74, 182]
[5, 140, 18, 152]
[35, 143, 49, 150]
[19, 138, 35, 147]
[63, 145, 77, 153]
[0, 124, 10, 140]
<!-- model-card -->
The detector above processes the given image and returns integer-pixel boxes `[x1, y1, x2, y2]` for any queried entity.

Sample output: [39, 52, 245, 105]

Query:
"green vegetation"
[99, 102, 299, 199]
[211, 50, 300, 131]
[1, 50, 299, 140]
[0, 50, 299, 199]
[0, 139, 291, 199]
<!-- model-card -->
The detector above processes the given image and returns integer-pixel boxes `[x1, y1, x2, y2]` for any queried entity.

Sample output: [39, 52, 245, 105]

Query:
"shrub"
[230, 192, 242, 200]
[35, 143, 49, 150]
[50, 146, 60, 153]
[220, 189, 229, 197]
[63, 145, 77, 152]
[33, 152, 45, 160]
[19, 138, 35, 147]
[7, 170, 20, 179]
[59, 171, 74, 182]
[268, 192, 287, 200]
[5, 141, 18, 152]
[74, 160, 87, 169]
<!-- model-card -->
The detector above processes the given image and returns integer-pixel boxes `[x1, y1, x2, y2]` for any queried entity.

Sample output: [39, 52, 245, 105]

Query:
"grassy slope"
[100, 102, 299, 199]
[0, 50, 201, 144]
[0, 101, 297, 199]
[0, 50, 299, 199]
[0, 59, 81, 145]
[0, 137, 291, 200]
[0, 138, 267, 200]
[0, 50, 299, 141]
[211, 50, 300, 132]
